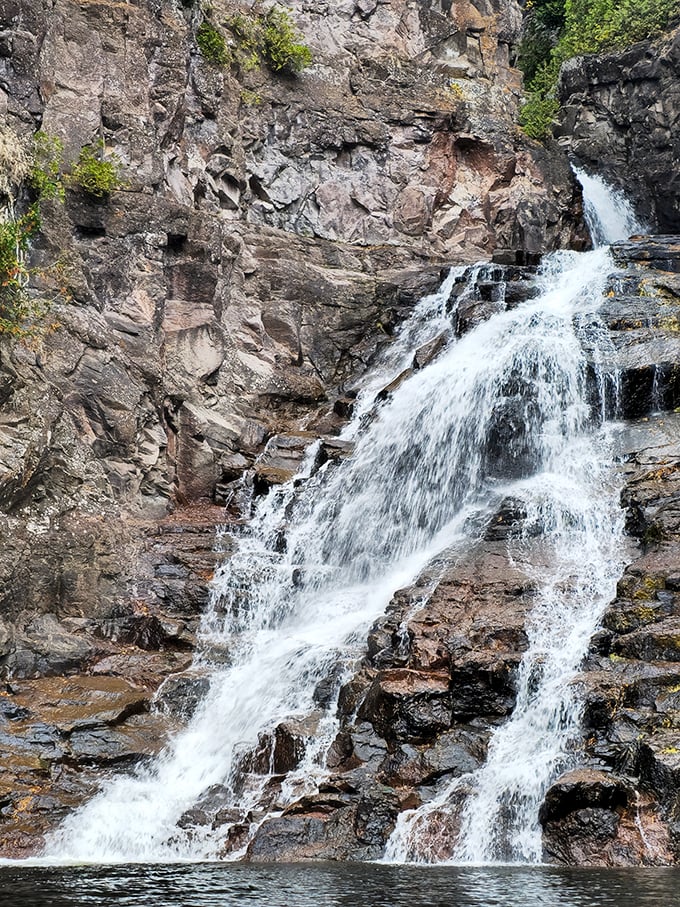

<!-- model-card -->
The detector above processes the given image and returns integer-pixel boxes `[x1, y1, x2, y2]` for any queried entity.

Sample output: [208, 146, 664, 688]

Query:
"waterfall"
[573, 167, 644, 246]
[383, 428, 625, 863]
[385, 171, 641, 864]
[46, 174, 638, 864]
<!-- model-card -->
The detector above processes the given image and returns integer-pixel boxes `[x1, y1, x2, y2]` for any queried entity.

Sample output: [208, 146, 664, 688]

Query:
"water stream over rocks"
[45, 174, 639, 865]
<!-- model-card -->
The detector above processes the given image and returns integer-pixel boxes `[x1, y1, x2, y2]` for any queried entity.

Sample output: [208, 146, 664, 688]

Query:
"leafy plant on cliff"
[518, 0, 677, 140]
[196, 21, 231, 64]
[518, 90, 560, 141]
[69, 141, 123, 198]
[221, 7, 312, 75]
[0, 204, 44, 337]
[260, 8, 312, 73]
[29, 132, 65, 202]
[0, 130, 69, 337]
[559, 0, 677, 55]
[517, 0, 566, 84]
[226, 13, 262, 70]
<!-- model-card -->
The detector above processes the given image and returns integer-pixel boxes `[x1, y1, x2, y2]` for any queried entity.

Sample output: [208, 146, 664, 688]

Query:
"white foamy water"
[46, 174, 635, 865]
[383, 439, 626, 863]
[574, 167, 644, 245]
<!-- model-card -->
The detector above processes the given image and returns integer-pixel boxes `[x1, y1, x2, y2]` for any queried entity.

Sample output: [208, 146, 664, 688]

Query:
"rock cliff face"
[0, 0, 582, 661]
[557, 24, 680, 232]
[6, 0, 680, 868]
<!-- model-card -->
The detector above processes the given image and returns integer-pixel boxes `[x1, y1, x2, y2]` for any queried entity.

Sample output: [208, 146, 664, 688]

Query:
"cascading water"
[573, 167, 644, 246]
[46, 172, 637, 865]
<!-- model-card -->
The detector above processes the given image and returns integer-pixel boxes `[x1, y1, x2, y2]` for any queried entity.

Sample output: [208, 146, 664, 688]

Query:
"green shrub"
[0, 204, 43, 337]
[517, 0, 677, 141]
[225, 7, 311, 75]
[0, 205, 40, 274]
[517, 1, 566, 83]
[228, 12, 260, 65]
[240, 89, 263, 106]
[519, 94, 560, 140]
[0, 130, 71, 338]
[29, 131, 64, 202]
[261, 8, 312, 73]
[560, 0, 676, 55]
[196, 21, 231, 64]
[69, 142, 123, 198]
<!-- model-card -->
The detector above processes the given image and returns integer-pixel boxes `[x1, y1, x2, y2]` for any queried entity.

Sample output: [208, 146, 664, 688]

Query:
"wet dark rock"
[543, 807, 621, 865]
[558, 26, 680, 232]
[483, 498, 528, 541]
[380, 727, 488, 787]
[312, 664, 346, 709]
[542, 791, 673, 867]
[97, 615, 178, 651]
[246, 814, 332, 862]
[0, 675, 173, 852]
[547, 412, 680, 864]
[66, 716, 167, 766]
[612, 237, 680, 274]
[412, 333, 449, 370]
[376, 368, 413, 402]
[612, 619, 680, 662]
[540, 769, 630, 825]
[637, 739, 680, 806]
[449, 654, 519, 719]
[353, 786, 400, 847]
[155, 673, 211, 721]
[359, 669, 453, 744]
[177, 786, 235, 830]
[456, 297, 506, 337]
[318, 438, 354, 467]
[246, 781, 400, 862]
[594, 240, 680, 418]
[483, 388, 542, 480]
[272, 714, 322, 774]
[253, 434, 318, 489]
[6, 615, 95, 679]
[367, 616, 411, 669]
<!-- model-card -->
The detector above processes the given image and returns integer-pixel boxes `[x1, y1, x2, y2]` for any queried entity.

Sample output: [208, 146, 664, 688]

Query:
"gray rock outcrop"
[557, 24, 680, 232]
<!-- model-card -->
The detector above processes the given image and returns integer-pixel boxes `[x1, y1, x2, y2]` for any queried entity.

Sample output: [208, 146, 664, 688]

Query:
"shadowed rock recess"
[0, 0, 677, 865]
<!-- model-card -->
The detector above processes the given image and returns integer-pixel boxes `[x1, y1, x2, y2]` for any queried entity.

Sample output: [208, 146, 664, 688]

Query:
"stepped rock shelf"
[1, 236, 680, 864]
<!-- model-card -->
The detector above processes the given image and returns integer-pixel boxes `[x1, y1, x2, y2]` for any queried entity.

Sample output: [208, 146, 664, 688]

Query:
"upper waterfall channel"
[45, 173, 638, 865]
